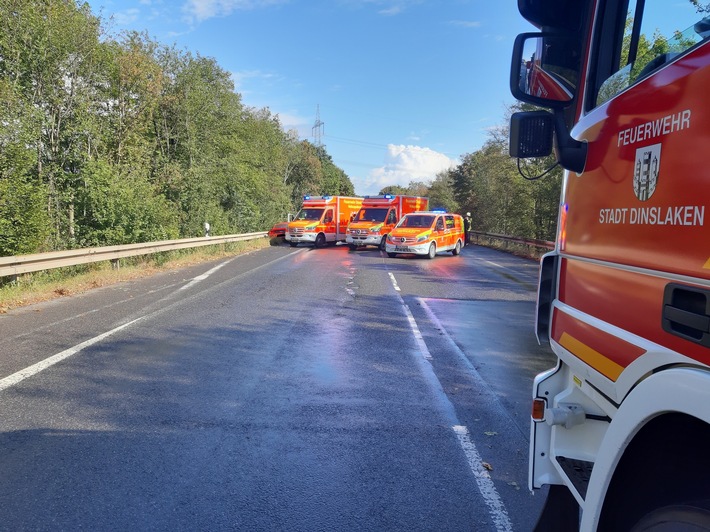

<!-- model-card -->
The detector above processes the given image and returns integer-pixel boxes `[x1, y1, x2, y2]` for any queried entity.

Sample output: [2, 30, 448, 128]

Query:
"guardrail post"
[111, 259, 120, 270]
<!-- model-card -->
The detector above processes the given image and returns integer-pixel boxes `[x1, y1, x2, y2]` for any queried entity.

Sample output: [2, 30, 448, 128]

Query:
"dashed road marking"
[388, 272, 401, 291]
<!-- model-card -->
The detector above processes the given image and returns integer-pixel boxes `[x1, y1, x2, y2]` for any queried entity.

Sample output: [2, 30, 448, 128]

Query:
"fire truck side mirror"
[510, 33, 577, 108]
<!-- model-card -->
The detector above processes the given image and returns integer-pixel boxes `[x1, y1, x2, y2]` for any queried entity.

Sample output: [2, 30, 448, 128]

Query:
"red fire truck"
[510, 1, 710, 530]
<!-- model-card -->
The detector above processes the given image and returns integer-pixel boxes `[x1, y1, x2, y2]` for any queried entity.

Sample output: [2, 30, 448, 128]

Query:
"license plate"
[394, 246, 411, 252]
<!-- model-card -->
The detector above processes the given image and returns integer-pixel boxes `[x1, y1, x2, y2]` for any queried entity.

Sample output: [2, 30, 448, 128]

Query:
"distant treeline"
[0, 0, 561, 258]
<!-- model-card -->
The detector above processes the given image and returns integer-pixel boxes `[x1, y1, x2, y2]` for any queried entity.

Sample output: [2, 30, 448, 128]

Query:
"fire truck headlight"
[416, 235, 427, 242]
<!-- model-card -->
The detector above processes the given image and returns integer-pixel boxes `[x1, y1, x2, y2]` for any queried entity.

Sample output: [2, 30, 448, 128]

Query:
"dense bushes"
[0, 0, 353, 256]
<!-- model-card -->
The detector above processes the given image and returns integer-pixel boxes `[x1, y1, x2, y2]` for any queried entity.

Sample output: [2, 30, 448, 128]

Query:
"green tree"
[75, 159, 178, 246]
[427, 172, 459, 213]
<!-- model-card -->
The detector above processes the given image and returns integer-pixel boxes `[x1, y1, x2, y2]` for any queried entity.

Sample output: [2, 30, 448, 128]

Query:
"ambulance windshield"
[398, 215, 434, 229]
[294, 208, 324, 221]
[355, 208, 388, 222]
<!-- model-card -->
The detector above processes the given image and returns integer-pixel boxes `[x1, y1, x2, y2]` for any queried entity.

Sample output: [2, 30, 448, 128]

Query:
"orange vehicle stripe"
[552, 309, 646, 382]
[559, 332, 624, 381]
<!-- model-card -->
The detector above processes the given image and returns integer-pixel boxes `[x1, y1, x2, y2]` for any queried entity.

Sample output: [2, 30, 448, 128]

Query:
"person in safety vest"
[464, 212, 472, 244]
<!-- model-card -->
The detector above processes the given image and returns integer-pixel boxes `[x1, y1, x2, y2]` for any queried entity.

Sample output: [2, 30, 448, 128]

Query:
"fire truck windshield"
[294, 208, 324, 221]
[355, 208, 388, 222]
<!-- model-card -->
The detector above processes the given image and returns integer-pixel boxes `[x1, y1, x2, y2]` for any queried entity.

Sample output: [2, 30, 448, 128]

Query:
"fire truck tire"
[315, 233, 326, 248]
[452, 240, 462, 255]
[427, 242, 436, 259]
[599, 414, 710, 530]
[630, 503, 710, 531]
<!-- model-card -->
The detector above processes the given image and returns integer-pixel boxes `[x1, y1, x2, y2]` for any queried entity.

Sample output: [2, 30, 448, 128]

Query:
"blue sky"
[85, 0, 537, 195]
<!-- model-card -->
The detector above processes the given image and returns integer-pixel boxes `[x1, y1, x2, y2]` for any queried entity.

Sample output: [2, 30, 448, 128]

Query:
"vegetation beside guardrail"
[470, 231, 554, 260]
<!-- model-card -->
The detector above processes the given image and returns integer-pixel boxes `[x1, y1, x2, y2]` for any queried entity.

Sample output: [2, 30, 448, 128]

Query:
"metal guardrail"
[470, 231, 554, 251]
[1, 230, 550, 279]
[0, 232, 267, 278]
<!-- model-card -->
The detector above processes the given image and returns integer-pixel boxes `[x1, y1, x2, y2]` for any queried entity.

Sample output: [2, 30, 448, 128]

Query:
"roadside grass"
[0, 237, 273, 314]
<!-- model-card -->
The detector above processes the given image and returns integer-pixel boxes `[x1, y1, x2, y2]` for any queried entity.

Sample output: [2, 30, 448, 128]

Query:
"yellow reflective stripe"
[559, 332, 624, 381]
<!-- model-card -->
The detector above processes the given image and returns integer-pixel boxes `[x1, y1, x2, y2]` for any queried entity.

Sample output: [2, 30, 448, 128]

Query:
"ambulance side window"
[594, 0, 709, 108]
[324, 209, 333, 223]
[435, 218, 445, 231]
[387, 209, 397, 224]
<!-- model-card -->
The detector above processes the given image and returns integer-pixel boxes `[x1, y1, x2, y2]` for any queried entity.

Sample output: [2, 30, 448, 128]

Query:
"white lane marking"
[0, 318, 143, 392]
[390, 282, 513, 530]
[453, 425, 514, 532]
[402, 304, 432, 360]
[388, 272, 401, 291]
[482, 258, 537, 281]
[3, 249, 305, 394]
[180, 260, 233, 291]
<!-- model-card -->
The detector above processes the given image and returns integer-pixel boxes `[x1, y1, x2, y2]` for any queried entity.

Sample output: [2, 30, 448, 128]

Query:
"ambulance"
[385, 211, 464, 259]
[346, 194, 428, 250]
[286, 195, 363, 248]
[509, 0, 710, 530]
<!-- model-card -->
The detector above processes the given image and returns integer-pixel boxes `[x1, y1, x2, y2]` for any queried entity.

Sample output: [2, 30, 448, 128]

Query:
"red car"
[268, 221, 288, 239]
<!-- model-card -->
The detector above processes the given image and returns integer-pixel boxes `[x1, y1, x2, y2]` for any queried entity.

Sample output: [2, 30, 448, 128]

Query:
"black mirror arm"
[553, 108, 587, 174]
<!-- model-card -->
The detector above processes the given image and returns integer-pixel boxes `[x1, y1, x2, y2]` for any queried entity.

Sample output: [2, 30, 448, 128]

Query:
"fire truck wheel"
[630, 503, 710, 531]
[452, 240, 462, 256]
[315, 233, 326, 248]
[427, 242, 436, 259]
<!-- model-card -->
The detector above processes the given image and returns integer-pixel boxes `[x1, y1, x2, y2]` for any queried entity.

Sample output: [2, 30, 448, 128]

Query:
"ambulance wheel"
[289, 242, 298, 247]
[452, 240, 462, 256]
[379, 236, 387, 251]
[315, 233, 326, 248]
[387, 252, 396, 258]
[427, 242, 436, 259]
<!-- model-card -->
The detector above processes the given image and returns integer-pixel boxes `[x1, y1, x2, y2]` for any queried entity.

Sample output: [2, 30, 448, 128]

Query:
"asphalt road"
[0, 241, 555, 531]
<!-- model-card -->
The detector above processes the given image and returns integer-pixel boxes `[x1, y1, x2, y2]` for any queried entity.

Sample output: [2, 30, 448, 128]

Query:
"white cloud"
[359, 144, 457, 195]
[113, 8, 141, 25]
[275, 111, 311, 137]
[231, 69, 279, 90]
[182, 0, 287, 23]
[448, 20, 482, 28]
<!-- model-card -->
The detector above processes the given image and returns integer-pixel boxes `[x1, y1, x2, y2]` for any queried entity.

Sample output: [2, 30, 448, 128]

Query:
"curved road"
[0, 242, 554, 531]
